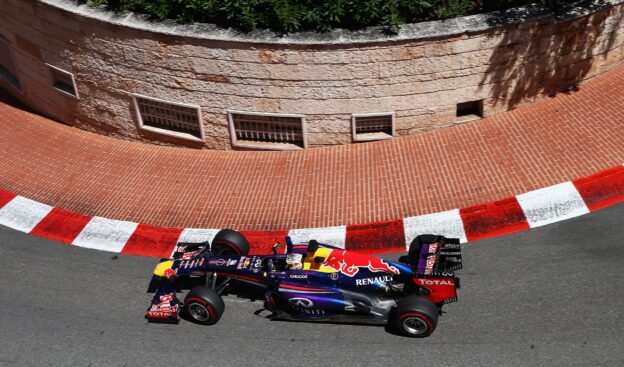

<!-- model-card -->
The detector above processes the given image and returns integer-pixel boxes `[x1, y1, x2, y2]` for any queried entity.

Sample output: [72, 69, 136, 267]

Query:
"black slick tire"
[393, 295, 439, 337]
[212, 229, 250, 255]
[184, 286, 225, 325]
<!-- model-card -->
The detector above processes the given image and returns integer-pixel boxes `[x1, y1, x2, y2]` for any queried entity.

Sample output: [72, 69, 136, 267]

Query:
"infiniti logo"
[288, 297, 314, 309]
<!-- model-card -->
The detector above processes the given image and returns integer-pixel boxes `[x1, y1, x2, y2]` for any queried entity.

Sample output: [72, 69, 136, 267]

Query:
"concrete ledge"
[0, 164, 622, 256]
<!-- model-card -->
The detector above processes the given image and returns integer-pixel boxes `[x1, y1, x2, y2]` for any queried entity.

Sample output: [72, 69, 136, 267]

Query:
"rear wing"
[409, 235, 462, 275]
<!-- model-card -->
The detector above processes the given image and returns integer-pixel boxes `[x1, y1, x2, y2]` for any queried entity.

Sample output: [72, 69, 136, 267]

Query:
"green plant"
[434, 0, 472, 20]
[75, 1, 583, 34]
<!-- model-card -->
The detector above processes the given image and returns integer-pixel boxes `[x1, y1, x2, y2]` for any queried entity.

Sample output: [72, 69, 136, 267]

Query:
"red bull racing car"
[146, 229, 462, 337]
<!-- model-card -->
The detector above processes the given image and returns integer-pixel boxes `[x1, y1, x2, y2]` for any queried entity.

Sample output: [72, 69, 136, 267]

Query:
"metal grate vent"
[46, 64, 78, 98]
[0, 36, 21, 90]
[352, 113, 394, 141]
[230, 112, 305, 149]
[134, 95, 204, 141]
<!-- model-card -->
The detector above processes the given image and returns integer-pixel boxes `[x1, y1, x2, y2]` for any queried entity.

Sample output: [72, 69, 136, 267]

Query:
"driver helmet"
[286, 253, 303, 270]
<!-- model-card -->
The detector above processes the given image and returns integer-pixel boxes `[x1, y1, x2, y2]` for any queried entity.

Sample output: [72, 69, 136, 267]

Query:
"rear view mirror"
[313, 256, 325, 264]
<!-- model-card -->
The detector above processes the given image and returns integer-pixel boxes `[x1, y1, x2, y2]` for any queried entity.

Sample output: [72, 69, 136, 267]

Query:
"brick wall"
[0, 0, 623, 150]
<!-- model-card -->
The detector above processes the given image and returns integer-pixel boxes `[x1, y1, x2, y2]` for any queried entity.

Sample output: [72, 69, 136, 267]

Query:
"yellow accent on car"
[153, 260, 174, 277]
[303, 247, 337, 273]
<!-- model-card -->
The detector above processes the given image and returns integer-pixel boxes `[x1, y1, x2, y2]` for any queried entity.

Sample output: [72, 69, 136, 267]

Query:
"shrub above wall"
[76, 0, 580, 34]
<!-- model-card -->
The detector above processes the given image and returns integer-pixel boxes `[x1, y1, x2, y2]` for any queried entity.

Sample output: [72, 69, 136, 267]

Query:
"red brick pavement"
[0, 67, 623, 230]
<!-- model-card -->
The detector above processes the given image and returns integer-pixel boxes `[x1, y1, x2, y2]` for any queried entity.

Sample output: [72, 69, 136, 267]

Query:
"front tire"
[211, 229, 250, 255]
[184, 286, 225, 325]
[393, 295, 439, 337]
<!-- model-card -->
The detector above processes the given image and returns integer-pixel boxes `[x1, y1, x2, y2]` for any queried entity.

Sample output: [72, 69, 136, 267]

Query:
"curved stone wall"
[0, 0, 623, 150]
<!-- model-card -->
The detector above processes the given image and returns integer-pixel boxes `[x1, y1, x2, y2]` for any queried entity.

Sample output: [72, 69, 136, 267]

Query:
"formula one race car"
[146, 229, 462, 337]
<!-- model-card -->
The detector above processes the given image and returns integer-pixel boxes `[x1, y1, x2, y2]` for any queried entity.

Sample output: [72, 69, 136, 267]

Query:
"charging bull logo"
[323, 250, 400, 277]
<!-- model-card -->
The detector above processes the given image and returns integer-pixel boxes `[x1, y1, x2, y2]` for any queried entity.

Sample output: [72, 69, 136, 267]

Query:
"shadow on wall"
[480, 1, 624, 109]
[0, 86, 35, 113]
[0, 84, 79, 127]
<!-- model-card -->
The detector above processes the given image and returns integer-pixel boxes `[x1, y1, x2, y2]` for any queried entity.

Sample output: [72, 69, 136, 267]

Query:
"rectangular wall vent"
[456, 100, 483, 123]
[228, 111, 306, 150]
[352, 113, 394, 142]
[0, 36, 21, 91]
[132, 94, 204, 142]
[46, 64, 79, 98]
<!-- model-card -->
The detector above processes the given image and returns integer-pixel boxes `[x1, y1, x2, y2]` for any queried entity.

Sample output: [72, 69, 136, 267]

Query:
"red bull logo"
[323, 250, 400, 277]
[164, 268, 177, 278]
[425, 243, 438, 275]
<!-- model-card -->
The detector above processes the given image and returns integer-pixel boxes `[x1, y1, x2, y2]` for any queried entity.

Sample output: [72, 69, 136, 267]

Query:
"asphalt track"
[0, 204, 623, 367]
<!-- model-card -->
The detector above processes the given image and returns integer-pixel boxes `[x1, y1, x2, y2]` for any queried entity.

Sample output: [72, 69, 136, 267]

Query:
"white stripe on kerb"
[0, 196, 53, 233]
[287, 226, 347, 249]
[403, 209, 468, 248]
[72, 217, 138, 252]
[517, 181, 590, 228]
[178, 228, 220, 244]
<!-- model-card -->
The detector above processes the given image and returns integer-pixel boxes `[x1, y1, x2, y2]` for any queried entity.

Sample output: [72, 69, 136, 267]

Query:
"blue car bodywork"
[146, 233, 462, 335]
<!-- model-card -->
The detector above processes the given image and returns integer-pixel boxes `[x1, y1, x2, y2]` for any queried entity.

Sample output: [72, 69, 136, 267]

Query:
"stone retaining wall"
[0, 0, 623, 149]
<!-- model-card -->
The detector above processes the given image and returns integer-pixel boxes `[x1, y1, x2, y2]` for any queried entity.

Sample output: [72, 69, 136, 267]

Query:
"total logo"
[147, 311, 173, 318]
[415, 278, 455, 286]
[288, 297, 314, 309]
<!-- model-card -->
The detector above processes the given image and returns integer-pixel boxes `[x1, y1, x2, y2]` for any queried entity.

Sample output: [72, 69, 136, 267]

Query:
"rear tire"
[393, 295, 439, 337]
[184, 286, 225, 325]
[212, 229, 250, 255]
